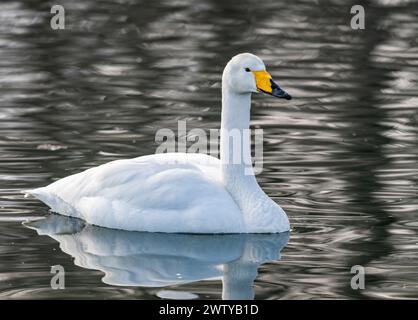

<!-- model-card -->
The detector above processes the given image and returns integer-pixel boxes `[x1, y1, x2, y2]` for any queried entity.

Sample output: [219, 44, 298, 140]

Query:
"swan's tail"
[22, 188, 52, 205]
[22, 188, 78, 217]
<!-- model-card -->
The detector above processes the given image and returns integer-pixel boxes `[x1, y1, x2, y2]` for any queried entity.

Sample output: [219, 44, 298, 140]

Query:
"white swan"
[25, 53, 292, 233]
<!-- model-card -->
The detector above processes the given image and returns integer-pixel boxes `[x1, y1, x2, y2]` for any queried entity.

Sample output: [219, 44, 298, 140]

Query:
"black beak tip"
[270, 80, 292, 100]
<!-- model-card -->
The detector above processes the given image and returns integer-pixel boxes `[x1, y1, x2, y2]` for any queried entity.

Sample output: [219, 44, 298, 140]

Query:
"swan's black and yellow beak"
[253, 70, 292, 100]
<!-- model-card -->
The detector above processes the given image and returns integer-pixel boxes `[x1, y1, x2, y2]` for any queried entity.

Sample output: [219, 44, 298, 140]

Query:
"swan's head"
[223, 53, 291, 100]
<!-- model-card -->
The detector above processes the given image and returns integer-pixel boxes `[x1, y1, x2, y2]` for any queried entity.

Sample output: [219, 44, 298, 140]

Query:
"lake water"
[0, 0, 417, 299]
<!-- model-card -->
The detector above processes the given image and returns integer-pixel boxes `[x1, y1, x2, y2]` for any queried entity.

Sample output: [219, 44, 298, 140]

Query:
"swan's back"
[26, 153, 245, 233]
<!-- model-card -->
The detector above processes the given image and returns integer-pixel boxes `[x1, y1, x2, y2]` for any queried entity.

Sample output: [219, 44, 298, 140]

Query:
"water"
[0, 0, 417, 299]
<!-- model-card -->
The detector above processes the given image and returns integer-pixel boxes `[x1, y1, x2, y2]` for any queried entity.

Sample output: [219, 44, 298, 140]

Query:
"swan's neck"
[220, 89, 260, 202]
[220, 87, 289, 232]
[220, 90, 254, 177]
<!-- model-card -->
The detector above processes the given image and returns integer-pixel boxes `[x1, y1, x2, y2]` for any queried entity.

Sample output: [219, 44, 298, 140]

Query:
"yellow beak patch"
[253, 70, 273, 93]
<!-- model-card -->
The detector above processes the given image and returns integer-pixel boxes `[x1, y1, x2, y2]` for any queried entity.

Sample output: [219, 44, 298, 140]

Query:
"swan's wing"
[25, 153, 245, 233]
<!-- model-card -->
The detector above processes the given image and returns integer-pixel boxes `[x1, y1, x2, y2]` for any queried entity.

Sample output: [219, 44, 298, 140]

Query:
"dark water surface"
[1, 0, 418, 299]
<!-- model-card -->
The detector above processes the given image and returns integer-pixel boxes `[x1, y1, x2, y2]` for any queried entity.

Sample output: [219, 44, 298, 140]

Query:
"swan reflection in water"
[25, 214, 289, 300]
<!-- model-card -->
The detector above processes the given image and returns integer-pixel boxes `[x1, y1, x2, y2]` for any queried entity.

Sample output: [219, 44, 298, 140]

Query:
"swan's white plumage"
[25, 53, 291, 234]
[26, 153, 245, 233]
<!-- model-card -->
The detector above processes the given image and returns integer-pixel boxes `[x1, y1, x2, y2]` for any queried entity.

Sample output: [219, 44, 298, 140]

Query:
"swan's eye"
[245, 68, 251, 72]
